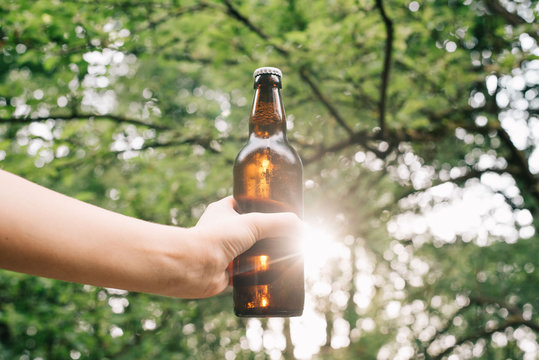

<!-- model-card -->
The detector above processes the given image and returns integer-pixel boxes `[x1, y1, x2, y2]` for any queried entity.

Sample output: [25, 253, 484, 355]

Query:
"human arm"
[0, 169, 302, 298]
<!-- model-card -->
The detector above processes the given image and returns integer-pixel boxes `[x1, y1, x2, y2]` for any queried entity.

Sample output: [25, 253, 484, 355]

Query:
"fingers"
[213, 196, 236, 212]
[196, 197, 236, 227]
[241, 212, 303, 243]
[192, 197, 304, 298]
[227, 261, 233, 286]
[207, 196, 303, 243]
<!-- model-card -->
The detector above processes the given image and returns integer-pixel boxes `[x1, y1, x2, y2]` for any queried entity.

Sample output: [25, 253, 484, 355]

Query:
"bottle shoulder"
[234, 137, 302, 166]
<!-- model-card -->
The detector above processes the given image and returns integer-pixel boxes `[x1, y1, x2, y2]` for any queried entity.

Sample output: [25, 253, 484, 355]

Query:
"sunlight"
[301, 223, 338, 277]
[258, 255, 269, 271]
[293, 222, 343, 359]
[245, 222, 342, 358]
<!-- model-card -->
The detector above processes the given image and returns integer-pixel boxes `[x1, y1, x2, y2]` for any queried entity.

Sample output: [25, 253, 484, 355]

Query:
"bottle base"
[234, 308, 303, 318]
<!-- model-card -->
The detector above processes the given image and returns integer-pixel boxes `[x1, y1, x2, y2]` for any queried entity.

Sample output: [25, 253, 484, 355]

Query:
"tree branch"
[117, 136, 220, 154]
[301, 110, 480, 165]
[220, 0, 289, 56]
[484, 0, 527, 25]
[426, 97, 539, 210]
[396, 167, 509, 200]
[375, 0, 394, 138]
[467, 296, 539, 333]
[483, 0, 538, 43]
[469, 295, 522, 317]
[217, 0, 357, 139]
[299, 66, 355, 136]
[430, 317, 538, 359]
[0, 113, 171, 131]
[422, 295, 539, 359]
[496, 126, 539, 202]
[58, 0, 176, 7]
[135, 3, 209, 32]
[421, 301, 475, 355]
[302, 131, 369, 164]
[301, 97, 538, 210]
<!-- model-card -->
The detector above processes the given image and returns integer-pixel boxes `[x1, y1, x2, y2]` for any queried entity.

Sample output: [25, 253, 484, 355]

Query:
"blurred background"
[0, 0, 538, 359]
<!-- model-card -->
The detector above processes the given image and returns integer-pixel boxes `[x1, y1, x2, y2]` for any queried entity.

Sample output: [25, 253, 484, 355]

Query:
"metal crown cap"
[253, 67, 282, 78]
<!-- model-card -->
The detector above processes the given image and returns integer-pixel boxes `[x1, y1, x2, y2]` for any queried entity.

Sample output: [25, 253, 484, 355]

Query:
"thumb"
[217, 212, 304, 261]
[240, 212, 304, 247]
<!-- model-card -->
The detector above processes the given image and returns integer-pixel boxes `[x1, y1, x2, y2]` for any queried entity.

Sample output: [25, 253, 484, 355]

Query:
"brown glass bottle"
[233, 67, 304, 317]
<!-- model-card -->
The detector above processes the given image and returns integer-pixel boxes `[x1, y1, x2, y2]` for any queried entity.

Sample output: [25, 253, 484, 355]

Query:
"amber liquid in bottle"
[233, 68, 304, 317]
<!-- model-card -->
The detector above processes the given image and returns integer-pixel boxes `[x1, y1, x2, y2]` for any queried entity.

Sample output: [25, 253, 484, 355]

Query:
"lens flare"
[258, 255, 269, 271]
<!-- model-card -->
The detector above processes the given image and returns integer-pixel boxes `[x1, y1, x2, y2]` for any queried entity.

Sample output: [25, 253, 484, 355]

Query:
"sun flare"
[301, 223, 338, 277]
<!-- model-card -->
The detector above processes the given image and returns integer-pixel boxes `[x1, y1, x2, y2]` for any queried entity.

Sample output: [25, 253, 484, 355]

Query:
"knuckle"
[205, 202, 217, 212]
[244, 214, 262, 240]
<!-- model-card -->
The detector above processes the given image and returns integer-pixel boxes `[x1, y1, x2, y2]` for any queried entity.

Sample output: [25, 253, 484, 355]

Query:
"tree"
[0, 0, 537, 359]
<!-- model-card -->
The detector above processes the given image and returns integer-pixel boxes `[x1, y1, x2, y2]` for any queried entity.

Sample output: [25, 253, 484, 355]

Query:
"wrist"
[139, 224, 194, 297]
[156, 225, 229, 298]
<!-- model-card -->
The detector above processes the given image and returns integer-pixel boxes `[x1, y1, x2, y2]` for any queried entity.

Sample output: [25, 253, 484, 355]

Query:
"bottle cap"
[253, 67, 282, 78]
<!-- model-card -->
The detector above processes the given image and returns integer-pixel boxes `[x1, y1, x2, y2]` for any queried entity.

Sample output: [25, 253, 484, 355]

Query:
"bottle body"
[233, 68, 304, 317]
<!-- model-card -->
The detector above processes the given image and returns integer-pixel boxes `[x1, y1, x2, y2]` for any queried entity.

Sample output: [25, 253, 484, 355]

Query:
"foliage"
[0, 0, 538, 359]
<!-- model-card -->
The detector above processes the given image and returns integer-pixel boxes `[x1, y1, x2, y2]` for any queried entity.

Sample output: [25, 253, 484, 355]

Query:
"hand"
[173, 196, 303, 298]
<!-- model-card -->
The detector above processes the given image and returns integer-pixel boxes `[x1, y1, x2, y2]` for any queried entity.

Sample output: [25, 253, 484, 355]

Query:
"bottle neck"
[249, 74, 287, 139]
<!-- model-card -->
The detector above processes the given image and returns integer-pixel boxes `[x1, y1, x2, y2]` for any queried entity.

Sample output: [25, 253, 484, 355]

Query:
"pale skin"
[0, 169, 302, 298]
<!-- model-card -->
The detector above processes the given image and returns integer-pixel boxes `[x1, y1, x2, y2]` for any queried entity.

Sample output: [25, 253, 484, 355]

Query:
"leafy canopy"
[0, 0, 538, 359]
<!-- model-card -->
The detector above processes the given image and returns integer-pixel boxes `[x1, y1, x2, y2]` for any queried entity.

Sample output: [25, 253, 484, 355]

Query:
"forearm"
[0, 169, 189, 294]
[0, 169, 303, 299]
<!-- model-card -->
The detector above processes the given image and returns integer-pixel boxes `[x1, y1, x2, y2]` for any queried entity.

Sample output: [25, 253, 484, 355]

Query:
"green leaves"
[1, 0, 537, 359]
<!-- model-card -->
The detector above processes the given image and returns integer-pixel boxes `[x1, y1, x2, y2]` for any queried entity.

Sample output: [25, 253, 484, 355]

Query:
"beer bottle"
[233, 67, 304, 317]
